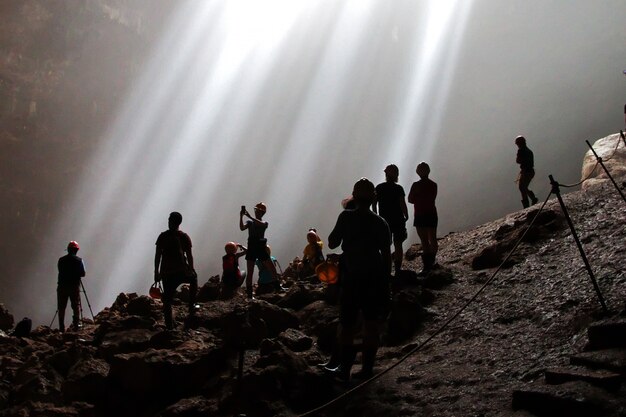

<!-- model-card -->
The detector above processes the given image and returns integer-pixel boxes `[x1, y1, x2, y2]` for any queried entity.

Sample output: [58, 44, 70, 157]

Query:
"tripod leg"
[50, 310, 58, 328]
[80, 280, 95, 320]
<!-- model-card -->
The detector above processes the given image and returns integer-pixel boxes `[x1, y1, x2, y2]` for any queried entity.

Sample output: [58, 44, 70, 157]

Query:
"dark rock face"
[0, 304, 14, 331]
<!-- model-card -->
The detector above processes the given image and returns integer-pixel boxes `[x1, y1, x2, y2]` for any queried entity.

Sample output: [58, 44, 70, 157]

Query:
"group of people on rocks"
[56, 136, 539, 378]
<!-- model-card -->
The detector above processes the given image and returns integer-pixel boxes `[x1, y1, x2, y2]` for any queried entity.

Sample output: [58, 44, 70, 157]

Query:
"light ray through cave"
[29, 0, 473, 323]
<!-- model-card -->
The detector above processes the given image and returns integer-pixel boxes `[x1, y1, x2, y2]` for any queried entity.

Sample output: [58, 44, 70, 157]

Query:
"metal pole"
[80, 280, 95, 320]
[549, 175, 608, 313]
[50, 310, 58, 328]
[585, 140, 626, 203]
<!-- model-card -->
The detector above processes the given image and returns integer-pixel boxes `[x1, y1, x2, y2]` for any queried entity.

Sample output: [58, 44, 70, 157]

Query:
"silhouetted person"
[240, 202, 278, 298]
[57, 240, 85, 332]
[222, 242, 247, 297]
[328, 178, 391, 380]
[515, 135, 538, 208]
[154, 212, 197, 330]
[408, 162, 438, 275]
[373, 164, 409, 274]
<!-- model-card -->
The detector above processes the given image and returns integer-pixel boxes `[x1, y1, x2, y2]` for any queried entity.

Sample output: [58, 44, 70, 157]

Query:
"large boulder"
[62, 358, 110, 404]
[248, 299, 300, 337]
[581, 133, 626, 191]
[276, 283, 323, 311]
[297, 300, 339, 352]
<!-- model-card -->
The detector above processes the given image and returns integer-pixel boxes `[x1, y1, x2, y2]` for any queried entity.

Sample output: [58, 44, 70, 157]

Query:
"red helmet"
[225, 242, 238, 254]
[67, 241, 80, 251]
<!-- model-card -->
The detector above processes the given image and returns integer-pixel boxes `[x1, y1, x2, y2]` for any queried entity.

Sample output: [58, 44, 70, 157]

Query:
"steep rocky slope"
[0, 136, 625, 417]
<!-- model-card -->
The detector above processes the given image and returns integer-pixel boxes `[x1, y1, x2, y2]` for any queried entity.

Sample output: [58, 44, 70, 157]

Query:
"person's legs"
[57, 287, 69, 332]
[162, 276, 179, 329]
[353, 319, 380, 379]
[188, 274, 198, 314]
[68, 285, 81, 329]
[416, 227, 432, 274]
[519, 171, 533, 207]
[426, 227, 438, 268]
[245, 259, 255, 298]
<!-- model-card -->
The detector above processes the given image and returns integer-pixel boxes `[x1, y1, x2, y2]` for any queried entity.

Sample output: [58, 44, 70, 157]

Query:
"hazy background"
[1, 0, 625, 325]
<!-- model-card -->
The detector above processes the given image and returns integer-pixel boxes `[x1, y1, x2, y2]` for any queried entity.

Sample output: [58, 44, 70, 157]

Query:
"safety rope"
[561, 135, 623, 188]
[297, 192, 553, 417]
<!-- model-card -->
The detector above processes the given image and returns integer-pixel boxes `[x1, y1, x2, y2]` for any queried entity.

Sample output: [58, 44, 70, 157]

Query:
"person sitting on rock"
[221, 242, 247, 296]
[327, 178, 392, 381]
[299, 228, 325, 277]
[255, 245, 283, 295]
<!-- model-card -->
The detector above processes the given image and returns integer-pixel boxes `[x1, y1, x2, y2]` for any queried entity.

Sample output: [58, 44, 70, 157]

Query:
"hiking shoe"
[531, 196, 539, 205]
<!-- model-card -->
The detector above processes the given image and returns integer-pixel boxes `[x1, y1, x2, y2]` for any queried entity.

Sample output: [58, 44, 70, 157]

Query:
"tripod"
[50, 279, 95, 329]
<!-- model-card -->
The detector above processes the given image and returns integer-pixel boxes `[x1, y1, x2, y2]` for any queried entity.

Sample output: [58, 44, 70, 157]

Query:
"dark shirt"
[57, 254, 85, 287]
[408, 179, 438, 216]
[375, 182, 406, 227]
[516, 146, 534, 172]
[155, 230, 192, 275]
[328, 208, 390, 277]
[246, 220, 267, 241]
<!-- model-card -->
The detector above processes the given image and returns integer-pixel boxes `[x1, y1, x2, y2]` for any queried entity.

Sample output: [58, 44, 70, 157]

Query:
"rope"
[561, 135, 623, 188]
[297, 191, 553, 417]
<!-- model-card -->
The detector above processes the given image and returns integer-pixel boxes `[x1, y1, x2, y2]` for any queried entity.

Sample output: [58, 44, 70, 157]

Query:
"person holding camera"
[57, 240, 85, 332]
[154, 212, 197, 330]
[239, 202, 279, 299]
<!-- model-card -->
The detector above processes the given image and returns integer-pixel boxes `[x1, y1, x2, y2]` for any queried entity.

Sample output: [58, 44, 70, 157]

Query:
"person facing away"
[408, 162, 438, 275]
[373, 164, 409, 274]
[57, 240, 85, 332]
[240, 202, 278, 298]
[154, 212, 198, 330]
[222, 242, 247, 293]
[515, 135, 538, 208]
[327, 177, 392, 381]
[255, 245, 283, 295]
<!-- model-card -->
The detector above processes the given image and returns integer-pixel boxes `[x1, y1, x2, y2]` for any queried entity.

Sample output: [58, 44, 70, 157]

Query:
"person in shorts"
[408, 162, 438, 275]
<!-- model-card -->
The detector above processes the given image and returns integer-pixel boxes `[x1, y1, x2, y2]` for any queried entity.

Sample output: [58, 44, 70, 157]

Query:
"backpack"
[12, 317, 32, 337]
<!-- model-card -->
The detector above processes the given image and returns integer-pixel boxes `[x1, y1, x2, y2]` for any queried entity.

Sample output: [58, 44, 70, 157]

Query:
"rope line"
[561, 135, 623, 188]
[297, 192, 553, 417]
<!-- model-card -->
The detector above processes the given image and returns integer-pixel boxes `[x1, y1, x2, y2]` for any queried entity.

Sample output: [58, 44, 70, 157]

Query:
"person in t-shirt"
[255, 245, 283, 294]
[515, 135, 539, 208]
[57, 240, 85, 332]
[221, 242, 247, 296]
[240, 202, 278, 298]
[327, 178, 392, 381]
[408, 162, 438, 275]
[373, 164, 409, 274]
[154, 212, 197, 329]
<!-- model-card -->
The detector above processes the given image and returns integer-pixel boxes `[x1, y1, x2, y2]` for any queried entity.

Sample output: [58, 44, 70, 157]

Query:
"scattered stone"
[570, 349, 626, 374]
[544, 366, 621, 391]
[278, 328, 313, 352]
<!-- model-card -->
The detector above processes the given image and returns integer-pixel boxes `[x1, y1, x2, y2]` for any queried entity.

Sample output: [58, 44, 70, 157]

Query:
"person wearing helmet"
[408, 162, 439, 275]
[327, 178, 392, 381]
[221, 242, 247, 297]
[373, 164, 409, 274]
[299, 228, 325, 277]
[240, 202, 279, 298]
[57, 241, 85, 332]
[154, 212, 197, 330]
[515, 135, 539, 208]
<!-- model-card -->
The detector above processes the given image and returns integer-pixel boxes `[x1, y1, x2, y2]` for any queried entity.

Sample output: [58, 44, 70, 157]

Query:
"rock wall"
[581, 132, 626, 191]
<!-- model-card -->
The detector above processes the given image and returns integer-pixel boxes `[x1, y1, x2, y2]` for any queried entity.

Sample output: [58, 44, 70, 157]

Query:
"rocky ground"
[1, 164, 625, 417]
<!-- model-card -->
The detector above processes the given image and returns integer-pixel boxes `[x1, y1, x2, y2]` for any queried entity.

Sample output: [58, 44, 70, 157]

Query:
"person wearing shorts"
[408, 162, 438, 275]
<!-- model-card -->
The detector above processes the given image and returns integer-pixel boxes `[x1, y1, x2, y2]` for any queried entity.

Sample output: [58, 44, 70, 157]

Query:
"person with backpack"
[154, 212, 197, 329]
[327, 178, 392, 381]
[57, 240, 85, 332]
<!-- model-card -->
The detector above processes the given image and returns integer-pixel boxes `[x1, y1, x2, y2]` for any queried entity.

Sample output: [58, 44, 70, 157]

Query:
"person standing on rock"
[373, 164, 409, 274]
[408, 162, 438, 275]
[328, 178, 392, 381]
[240, 202, 279, 299]
[154, 212, 198, 330]
[515, 135, 539, 208]
[57, 240, 85, 332]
